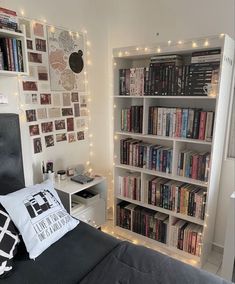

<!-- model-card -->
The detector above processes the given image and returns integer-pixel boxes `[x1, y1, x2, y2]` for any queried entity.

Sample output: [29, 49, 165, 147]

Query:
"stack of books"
[147, 177, 207, 220]
[119, 50, 221, 97]
[0, 7, 19, 31]
[177, 150, 211, 181]
[170, 219, 203, 256]
[0, 38, 24, 71]
[118, 173, 141, 201]
[121, 106, 143, 133]
[120, 138, 173, 173]
[116, 201, 135, 230]
[148, 106, 214, 141]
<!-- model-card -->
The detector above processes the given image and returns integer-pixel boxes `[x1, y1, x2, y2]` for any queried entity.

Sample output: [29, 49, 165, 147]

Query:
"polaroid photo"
[53, 93, 61, 106]
[27, 39, 33, 50]
[40, 93, 52, 105]
[56, 133, 67, 142]
[55, 119, 65, 130]
[35, 38, 46, 52]
[71, 92, 79, 102]
[62, 108, 73, 116]
[28, 52, 42, 63]
[77, 131, 85, 141]
[23, 81, 38, 91]
[80, 108, 88, 117]
[45, 135, 54, 148]
[63, 92, 71, 106]
[33, 138, 42, 154]
[76, 118, 87, 129]
[29, 124, 40, 136]
[33, 22, 44, 37]
[37, 108, 47, 120]
[25, 93, 38, 104]
[68, 133, 76, 143]
[67, 117, 74, 132]
[38, 66, 48, 81]
[48, 108, 61, 118]
[41, 121, 53, 133]
[26, 109, 37, 122]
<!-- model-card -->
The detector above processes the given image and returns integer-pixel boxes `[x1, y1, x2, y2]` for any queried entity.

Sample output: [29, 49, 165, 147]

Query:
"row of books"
[0, 37, 24, 71]
[120, 138, 173, 173]
[170, 219, 203, 256]
[119, 50, 220, 97]
[147, 177, 206, 220]
[0, 7, 19, 31]
[121, 106, 143, 133]
[116, 201, 168, 243]
[178, 150, 210, 182]
[118, 173, 141, 201]
[148, 106, 214, 141]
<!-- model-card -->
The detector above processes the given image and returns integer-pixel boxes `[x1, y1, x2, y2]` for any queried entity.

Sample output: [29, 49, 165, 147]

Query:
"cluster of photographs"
[20, 18, 89, 154]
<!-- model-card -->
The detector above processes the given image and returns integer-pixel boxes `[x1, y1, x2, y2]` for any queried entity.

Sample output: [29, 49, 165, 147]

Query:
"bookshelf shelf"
[0, 25, 29, 76]
[113, 35, 235, 266]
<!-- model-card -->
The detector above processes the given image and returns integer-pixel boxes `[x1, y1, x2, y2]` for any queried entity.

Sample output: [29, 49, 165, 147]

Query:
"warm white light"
[192, 42, 197, 48]
[89, 134, 93, 138]
[76, 32, 80, 38]
[220, 33, 225, 38]
[87, 60, 92, 66]
[136, 47, 139, 51]
[86, 41, 91, 46]
[113, 104, 116, 108]
[43, 19, 47, 23]
[124, 51, 129, 55]
[114, 135, 118, 140]
[20, 9, 25, 16]
[69, 31, 72, 36]
[168, 40, 172, 45]
[50, 26, 55, 33]
[87, 51, 90, 56]
[118, 51, 123, 57]
[204, 40, 209, 47]
[86, 161, 90, 165]
[89, 143, 93, 147]
[14, 92, 18, 96]
[83, 29, 88, 34]
[178, 40, 182, 44]
[90, 151, 93, 156]
[144, 47, 148, 51]
[157, 47, 161, 53]
[113, 62, 117, 66]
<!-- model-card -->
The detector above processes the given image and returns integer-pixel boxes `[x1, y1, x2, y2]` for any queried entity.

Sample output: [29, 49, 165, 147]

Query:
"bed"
[0, 113, 229, 284]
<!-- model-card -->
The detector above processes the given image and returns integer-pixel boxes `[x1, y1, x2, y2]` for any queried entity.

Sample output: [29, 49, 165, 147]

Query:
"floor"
[102, 218, 223, 277]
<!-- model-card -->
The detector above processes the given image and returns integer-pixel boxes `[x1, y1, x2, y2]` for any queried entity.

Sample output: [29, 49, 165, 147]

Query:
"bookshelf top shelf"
[113, 34, 227, 59]
[113, 96, 217, 100]
[0, 28, 25, 39]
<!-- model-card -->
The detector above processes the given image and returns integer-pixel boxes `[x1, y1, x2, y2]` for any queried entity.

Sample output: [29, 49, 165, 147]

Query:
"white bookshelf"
[0, 26, 29, 76]
[112, 35, 235, 266]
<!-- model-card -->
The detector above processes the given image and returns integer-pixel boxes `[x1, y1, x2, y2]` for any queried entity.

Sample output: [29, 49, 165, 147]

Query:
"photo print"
[33, 22, 44, 37]
[26, 109, 37, 122]
[77, 131, 85, 141]
[55, 119, 65, 130]
[68, 133, 76, 143]
[28, 52, 42, 63]
[23, 81, 38, 91]
[33, 138, 42, 154]
[56, 133, 67, 142]
[67, 117, 74, 132]
[45, 135, 54, 148]
[35, 38, 46, 52]
[74, 103, 80, 117]
[71, 92, 79, 102]
[63, 92, 71, 106]
[41, 122, 53, 133]
[29, 124, 40, 136]
[37, 108, 47, 120]
[62, 108, 73, 116]
[27, 39, 33, 50]
[38, 66, 48, 81]
[52, 93, 61, 106]
[80, 95, 88, 108]
[80, 108, 88, 117]
[25, 93, 38, 104]
[48, 108, 61, 118]
[76, 118, 87, 129]
[40, 93, 52, 105]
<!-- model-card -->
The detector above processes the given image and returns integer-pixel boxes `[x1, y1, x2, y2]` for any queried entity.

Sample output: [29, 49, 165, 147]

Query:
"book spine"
[198, 111, 207, 140]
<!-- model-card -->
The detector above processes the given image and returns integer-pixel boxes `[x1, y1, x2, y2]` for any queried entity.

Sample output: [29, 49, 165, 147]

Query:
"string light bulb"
[157, 47, 161, 53]
[178, 40, 182, 45]
[204, 40, 209, 47]
[20, 9, 25, 16]
[192, 42, 197, 48]
[168, 40, 172, 45]
[86, 41, 91, 46]
[136, 47, 140, 51]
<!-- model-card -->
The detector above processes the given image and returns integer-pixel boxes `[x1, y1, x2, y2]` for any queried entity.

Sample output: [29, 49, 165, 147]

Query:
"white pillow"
[0, 180, 79, 259]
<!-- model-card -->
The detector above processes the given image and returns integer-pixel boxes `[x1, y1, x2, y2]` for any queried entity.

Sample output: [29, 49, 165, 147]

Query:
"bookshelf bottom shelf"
[114, 225, 200, 263]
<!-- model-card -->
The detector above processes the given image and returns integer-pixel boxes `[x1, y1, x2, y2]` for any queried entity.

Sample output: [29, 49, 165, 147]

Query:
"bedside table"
[54, 176, 107, 228]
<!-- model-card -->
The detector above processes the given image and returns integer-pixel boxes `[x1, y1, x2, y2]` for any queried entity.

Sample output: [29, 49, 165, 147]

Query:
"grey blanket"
[80, 241, 229, 284]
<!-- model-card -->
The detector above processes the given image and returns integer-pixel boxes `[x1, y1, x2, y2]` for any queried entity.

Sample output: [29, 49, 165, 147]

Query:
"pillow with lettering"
[0, 180, 79, 259]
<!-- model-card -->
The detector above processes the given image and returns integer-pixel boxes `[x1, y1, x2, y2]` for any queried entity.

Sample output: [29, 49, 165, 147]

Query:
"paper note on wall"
[0, 93, 8, 104]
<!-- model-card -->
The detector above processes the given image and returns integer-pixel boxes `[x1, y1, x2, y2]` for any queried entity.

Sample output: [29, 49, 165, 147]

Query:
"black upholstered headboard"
[0, 113, 25, 194]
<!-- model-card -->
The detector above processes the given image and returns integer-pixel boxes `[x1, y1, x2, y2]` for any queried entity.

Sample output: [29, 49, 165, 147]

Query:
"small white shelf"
[115, 131, 212, 145]
[0, 28, 24, 38]
[116, 195, 205, 226]
[114, 95, 217, 100]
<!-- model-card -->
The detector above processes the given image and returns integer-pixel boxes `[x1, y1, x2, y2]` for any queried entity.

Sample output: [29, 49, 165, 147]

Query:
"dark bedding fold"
[80, 241, 230, 284]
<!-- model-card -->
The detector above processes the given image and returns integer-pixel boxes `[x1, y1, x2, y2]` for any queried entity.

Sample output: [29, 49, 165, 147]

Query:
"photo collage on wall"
[19, 18, 88, 154]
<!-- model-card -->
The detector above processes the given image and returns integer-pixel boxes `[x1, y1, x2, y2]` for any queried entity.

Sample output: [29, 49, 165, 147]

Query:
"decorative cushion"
[0, 180, 79, 259]
[0, 205, 19, 278]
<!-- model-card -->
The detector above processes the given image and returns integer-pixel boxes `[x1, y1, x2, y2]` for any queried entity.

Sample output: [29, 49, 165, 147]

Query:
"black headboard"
[0, 113, 25, 194]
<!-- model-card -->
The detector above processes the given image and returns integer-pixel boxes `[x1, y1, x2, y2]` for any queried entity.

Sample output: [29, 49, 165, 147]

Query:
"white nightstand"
[54, 176, 107, 228]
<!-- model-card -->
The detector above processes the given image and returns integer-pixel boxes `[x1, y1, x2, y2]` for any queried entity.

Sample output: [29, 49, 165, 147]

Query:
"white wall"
[0, 0, 234, 246]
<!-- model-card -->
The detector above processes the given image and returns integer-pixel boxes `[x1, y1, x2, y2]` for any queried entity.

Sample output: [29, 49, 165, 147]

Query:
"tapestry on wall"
[47, 26, 85, 92]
